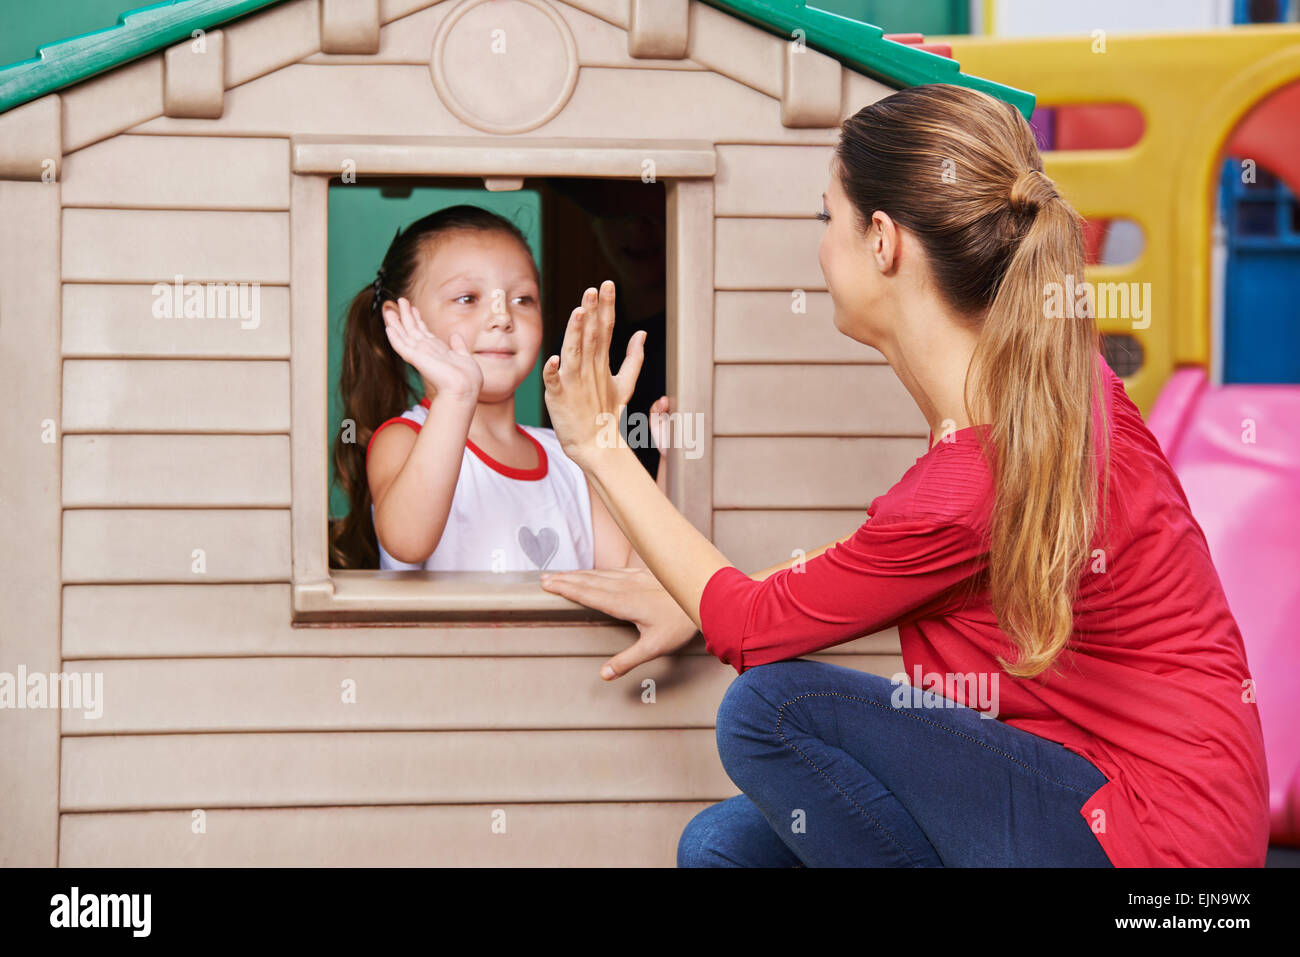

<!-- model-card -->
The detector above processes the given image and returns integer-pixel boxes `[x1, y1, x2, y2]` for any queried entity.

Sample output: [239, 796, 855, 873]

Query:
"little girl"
[329, 204, 668, 572]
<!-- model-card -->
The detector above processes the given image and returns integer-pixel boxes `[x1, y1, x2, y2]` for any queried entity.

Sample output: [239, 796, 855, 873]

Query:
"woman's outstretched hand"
[539, 567, 700, 680]
[543, 280, 646, 468]
[382, 296, 483, 403]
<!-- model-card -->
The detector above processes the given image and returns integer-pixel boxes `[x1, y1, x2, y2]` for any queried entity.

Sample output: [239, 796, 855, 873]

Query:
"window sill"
[292, 570, 621, 625]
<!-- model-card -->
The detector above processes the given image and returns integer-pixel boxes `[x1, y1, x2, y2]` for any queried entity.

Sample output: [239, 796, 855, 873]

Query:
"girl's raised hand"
[382, 297, 483, 403]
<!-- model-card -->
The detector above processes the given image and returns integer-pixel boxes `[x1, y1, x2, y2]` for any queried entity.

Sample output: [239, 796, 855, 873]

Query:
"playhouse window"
[325, 175, 668, 542]
[288, 136, 714, 624]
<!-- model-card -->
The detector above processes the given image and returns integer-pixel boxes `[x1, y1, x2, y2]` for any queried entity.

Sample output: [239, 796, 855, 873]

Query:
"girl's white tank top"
[367, 399, 594, 571]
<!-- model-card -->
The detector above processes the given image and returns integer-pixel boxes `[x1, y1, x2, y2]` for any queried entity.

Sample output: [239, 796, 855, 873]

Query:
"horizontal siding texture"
[47, 24, 914, 860]
[60, 803, 713, 867]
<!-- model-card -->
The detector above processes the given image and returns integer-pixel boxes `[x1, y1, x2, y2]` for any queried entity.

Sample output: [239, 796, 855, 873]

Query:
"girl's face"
[407, 229, 543, 402]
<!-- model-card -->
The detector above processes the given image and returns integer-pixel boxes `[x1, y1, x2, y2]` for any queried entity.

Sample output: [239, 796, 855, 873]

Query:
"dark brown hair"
[329, 204, 537, 569]
[834, 83, 1110, 678]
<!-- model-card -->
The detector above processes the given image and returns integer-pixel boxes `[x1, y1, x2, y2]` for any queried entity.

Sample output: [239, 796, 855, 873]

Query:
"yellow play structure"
[948, 24, 1300, 412]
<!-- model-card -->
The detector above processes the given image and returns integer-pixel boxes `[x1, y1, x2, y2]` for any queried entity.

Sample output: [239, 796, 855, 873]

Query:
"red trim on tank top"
[382, 397, 546, 480]
[366, 416, 420, 464]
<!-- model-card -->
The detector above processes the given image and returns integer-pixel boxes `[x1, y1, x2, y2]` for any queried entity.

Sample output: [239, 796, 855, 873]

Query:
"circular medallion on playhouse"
[431, 0, 579, 135]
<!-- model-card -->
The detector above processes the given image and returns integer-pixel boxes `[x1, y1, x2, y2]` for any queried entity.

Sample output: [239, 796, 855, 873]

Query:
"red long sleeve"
[699, 505, 988, 674]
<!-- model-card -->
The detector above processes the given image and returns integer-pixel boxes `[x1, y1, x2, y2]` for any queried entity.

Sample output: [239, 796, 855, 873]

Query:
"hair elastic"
[370, 226, 404, 316]
[370, 265, 387, 316]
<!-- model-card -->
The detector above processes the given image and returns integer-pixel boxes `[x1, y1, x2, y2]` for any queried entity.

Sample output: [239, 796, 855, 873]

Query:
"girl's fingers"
[386, 301, 450, 373]
[395, 297, 416, 339]
[383, 310, 413, 357]
[409, 302, 435, 339]
[382, 323, 405, 359]
[407, 307, 449, 356]
[385, 298, 475, 368]
[399, 297, 432, 345]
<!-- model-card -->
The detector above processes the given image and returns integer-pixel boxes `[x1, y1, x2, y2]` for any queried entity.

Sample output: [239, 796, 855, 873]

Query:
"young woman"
[538, 84, 1269, 867]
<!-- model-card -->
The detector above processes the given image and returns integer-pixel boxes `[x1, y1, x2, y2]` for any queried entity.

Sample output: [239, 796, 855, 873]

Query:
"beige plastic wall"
[0, 0, 923, 866]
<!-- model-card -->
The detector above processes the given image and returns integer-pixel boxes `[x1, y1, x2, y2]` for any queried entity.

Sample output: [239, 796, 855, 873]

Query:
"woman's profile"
[538, 82, 1270, 867]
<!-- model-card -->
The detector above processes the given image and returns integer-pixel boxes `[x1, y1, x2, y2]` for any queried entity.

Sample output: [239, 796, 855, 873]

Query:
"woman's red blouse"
[698, 354, 1270, 867]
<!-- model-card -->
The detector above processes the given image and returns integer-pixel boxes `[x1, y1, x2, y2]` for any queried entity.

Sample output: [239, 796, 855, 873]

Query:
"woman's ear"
[870, 210, 901, 275]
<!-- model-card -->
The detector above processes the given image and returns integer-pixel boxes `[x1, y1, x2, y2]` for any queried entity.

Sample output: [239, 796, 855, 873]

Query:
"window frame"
[288, 135, 716, 624]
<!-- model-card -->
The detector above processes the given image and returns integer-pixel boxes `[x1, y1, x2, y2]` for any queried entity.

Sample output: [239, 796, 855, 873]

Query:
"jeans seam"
[771, 698, 932, 866]
[775, 689, 1100, 797]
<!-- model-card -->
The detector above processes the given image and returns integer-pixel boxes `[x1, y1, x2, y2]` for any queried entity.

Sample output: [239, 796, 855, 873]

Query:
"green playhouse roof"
[702, 1, 1034, 117]
[0, 0, 1035, 119]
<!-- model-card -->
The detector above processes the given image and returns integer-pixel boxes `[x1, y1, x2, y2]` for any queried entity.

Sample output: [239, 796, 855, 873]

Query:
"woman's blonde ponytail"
[967, 167, 1107, 678]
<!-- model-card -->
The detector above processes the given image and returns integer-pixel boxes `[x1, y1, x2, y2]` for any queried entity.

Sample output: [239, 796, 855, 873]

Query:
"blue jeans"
[679, 658, 1113, 867]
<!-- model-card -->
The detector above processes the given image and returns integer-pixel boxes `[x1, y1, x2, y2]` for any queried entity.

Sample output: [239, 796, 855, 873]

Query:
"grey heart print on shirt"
[518, 525, 560, 570]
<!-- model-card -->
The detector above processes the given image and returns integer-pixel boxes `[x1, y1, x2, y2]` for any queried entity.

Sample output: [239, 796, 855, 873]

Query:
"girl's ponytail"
[330, 246, 415, 569]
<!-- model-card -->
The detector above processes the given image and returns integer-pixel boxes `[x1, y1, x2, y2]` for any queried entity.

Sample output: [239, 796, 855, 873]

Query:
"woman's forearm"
[584, 445, 730, 629]
[620, 454, 670, 570]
